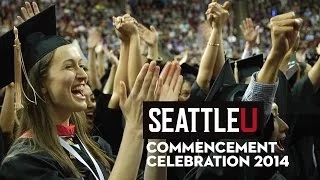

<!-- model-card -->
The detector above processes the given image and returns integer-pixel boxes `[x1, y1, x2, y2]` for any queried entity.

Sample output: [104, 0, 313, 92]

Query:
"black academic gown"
[189, 81, 207, 102]
[182, 72, 305, 180]
[257, 73, 320, 179]
[0, 128, 12, 163]
[0, 136, 144, 180]
[279, 75, 320, 180]
[92, 90, 124, 156]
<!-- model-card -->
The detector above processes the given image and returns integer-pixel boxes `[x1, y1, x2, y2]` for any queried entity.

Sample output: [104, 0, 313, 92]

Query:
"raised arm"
[257, 13, 302, 84]
[196, 1, 229, 93]
[242, 12, 302, 125]
[279, 33, 300, 73]
[109, 62, 159, 180]
[102, 48, 119, 95]
[240, 18, 260, 59]
[212, 1, 230, 79]
[87, 27, 102, 91]
[137, 23, 159, 61]
[108, 16, 131, 109]
[118, 14, 144, 92]
[95, 42, 106, 79]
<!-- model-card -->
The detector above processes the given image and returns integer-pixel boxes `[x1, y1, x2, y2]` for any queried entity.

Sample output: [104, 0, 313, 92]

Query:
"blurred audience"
[1, 0, 319, 60]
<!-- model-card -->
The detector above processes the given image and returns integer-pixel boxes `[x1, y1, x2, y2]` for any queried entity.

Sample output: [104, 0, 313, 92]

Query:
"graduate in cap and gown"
[271, 31, 320, 179]
[184, 11, 302, 180]
[0, 2, 169, 180]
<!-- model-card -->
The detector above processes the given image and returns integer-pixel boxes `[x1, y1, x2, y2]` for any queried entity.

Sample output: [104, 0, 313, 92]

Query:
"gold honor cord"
[13, 27, 23, 111]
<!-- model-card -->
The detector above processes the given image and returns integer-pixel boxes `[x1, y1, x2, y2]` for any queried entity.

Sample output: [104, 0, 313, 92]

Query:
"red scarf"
[20, 124, 76, 138]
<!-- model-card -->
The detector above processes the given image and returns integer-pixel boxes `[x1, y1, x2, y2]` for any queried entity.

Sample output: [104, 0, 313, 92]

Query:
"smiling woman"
[43, 44, 88, 120]
[0, 5, 115, 179]
[0, 3, 164, 180]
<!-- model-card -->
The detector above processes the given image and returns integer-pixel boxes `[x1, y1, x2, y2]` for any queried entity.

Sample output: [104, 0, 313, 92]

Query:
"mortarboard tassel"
[234, 61, 239, 83]
[13, 27, 45, 106]
[13, 27, 24, 110]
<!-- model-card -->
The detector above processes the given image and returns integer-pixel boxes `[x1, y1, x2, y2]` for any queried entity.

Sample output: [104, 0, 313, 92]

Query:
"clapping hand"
[119, 61, 160, 130]
[156, 62, 183, 102]
[113, 14, 138, 43]
[268, 12, 302, 58]
[17, 2, 40, 24]
[240, 18, 260, 48]
[206, 0, 230, 29]
[88, 27, 102, 49]
[136, 23, 158, 47]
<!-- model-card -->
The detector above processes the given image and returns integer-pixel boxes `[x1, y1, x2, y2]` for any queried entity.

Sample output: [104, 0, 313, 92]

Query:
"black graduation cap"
[180, 63, 198, 77]
[204, 59, 274, 140]
[0, 5, 70, 89]
[180, 63, 198, 84]
[205, 59, 239, 101]
[230, 54, 264, 83]
[205, 55, 264, 102]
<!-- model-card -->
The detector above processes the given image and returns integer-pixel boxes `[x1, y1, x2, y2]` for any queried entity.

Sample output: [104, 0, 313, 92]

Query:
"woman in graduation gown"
[0, 2, 168, 180]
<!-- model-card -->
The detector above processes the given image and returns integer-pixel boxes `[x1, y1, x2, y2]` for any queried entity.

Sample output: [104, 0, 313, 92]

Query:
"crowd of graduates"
[0, 0, 320, 180]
